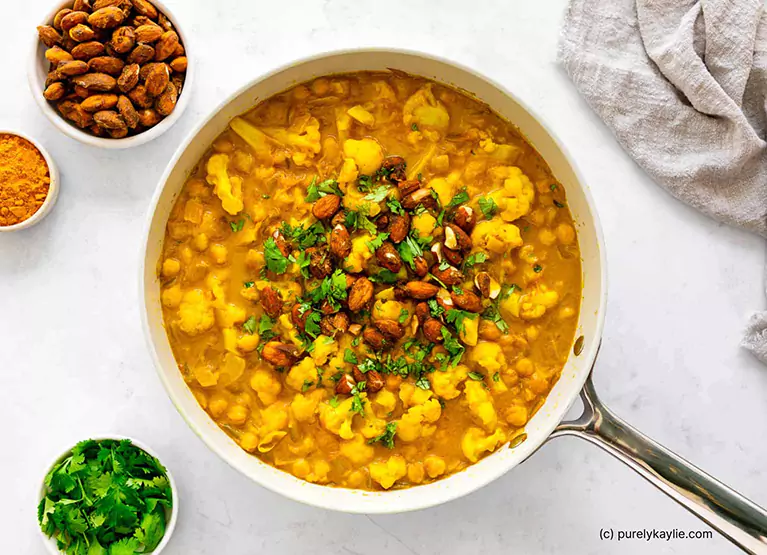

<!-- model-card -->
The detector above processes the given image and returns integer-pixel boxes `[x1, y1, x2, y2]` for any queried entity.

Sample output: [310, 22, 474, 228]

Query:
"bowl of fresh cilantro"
[37, 437, 178, 555]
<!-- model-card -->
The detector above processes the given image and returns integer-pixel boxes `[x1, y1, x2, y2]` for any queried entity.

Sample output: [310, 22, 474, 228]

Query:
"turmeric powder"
[0, 134, 50, 226]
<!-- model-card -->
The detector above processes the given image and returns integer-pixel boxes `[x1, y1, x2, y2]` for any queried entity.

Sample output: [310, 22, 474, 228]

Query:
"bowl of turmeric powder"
[0, 131, 59, 231]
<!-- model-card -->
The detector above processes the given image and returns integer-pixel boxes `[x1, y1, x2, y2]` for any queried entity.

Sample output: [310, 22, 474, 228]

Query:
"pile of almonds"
[36, 0, 187, 139]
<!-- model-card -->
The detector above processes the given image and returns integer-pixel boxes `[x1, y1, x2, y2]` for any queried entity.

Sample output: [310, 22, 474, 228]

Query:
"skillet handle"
[551, 375, 767, 554]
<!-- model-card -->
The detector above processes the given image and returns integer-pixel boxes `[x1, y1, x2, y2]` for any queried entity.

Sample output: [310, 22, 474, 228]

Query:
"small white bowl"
[28, 0, 193, 149]
[37, 435, 179, 554]
[0, 130, 59, 232]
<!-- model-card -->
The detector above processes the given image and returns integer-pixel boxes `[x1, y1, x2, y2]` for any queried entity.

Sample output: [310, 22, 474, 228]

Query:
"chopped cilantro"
[304, 311, 322, 338]
[397, 235, 424, 270]
[305, 176, 342, 202]
[417, 172, 423, 181]
[427, 299, 445, 318]
[363, 185, 392, 203]
[452, 285, 464, 295]
[438, 260, 450, 271]
[368, 422, 397, 449]
[447, 189, 469, 208]
[550, 183, 558, 191]
[463, 252, 488, 270]
[445, 309, 477, 334]
[554, 200, 564, 208]
[366, 232, 390, 253]
[398, 309, 409, 324]
[533, 264, 543, 273]
[296, 250, 311, 278]
[242, 315, 257, 334]
[478, 196, 498, 219]
[468, 371, 484, 381]
[301, 380, 314, 392]
[243, 281, 255, 288]
[357, 174, 374, 192]
[441, 327, 465, 366]
[329, 395, 340, 408]
[230, 219, 245, 232]
[350, 389, 365, 417]
[437, 209, 446, 226]
[307, 269, 348, 309]
[344, 348, 358, 364]
[369, 269, 400, 284]
[481, 303, 509, 334]
[492, 372, 500, 382]
[386, 198, 405, 215]
[429, 273, 448, 289]
[415, 376, 431, 390]
[411, 123, 419, 131]
[357, 358, 380, 374]
[264, 236, 289, 274]
[330, 371, 344, 383]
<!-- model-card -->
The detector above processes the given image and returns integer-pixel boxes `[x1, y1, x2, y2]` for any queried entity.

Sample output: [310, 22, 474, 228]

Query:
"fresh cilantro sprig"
[305, 177, 342, 202]
[38, 439, 173, 555]
[368, 422, 397, 449]
[447, 189, 469, 208]
[478, 196, 498, 219]
[263, 237, 289, 274]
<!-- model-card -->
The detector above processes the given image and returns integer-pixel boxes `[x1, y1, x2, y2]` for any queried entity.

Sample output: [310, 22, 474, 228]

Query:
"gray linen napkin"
[558, 0, 767, 362]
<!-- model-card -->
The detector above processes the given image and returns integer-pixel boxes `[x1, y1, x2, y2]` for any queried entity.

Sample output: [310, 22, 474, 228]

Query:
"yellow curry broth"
[159, 71, 581, 490]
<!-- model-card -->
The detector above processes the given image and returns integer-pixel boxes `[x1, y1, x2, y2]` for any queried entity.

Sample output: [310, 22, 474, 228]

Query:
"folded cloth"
[558, 0, 767, 362]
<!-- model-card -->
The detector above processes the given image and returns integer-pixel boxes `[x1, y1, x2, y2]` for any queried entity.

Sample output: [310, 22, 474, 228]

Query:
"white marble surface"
[4, 1, 767, 553]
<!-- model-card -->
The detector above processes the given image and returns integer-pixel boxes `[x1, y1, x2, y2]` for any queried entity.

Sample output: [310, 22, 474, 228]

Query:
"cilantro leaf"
[304, 311, 322, 338]
[492, 372, 501, 382]
[302, 379, 315, 392]
[533, 264, 543, 273]
[243, 281, 255, 288]
[344, 349, 358, 364]
[468, 371, 484, 381]
[386, 198, 404, 215]
[363, 185, 392, 203]
[368, 422, 397, 449]
[366, 232, 389, 253]
[264, 237, 289, 274]
[478, 196, 498, 219]
[415, 376, 431, 390]
[135, 509, 166, 552]
[445, 309, 477, 334]
[463, 252, 488, 271]
[329, 396, 340, 408]
[305, 177, 342, 202]
[369, 269, 400, 284]
[229, 219, 245, 232]
[242, 315, 257, 335]
[398, 309, 409, 324]
[447, 189, 469, 208]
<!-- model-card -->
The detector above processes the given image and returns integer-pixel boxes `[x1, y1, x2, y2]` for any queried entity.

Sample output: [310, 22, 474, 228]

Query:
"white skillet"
[139, 49, 767, 553]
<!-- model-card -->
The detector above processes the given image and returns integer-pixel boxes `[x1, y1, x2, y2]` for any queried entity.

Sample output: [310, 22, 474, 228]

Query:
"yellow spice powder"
[0, 134, 50, 226]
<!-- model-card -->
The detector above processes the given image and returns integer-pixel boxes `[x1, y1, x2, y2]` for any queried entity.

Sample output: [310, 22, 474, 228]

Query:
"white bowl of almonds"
[29, 0, 192, 148]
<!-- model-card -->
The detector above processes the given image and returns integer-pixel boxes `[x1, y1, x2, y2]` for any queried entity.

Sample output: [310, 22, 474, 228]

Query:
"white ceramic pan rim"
[140, 48, 606, 514]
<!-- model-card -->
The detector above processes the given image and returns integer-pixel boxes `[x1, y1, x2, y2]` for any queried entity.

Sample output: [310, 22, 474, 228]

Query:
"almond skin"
[387, 213, 410, 243]
[137, 108, 161, 127]
[88, 6, 126, 29]
[320, 312, 350, 338]
[353, 367, 385, 393]
[430, 264, 464, 286]
[88, 55, 125, 76]
[443, 247, 463, 266]
[312, 194, 341, 220]
[169, 56, 187, 72]
[454, 206, 476, 232]
[260, 286, 283, 318]
[347, 277, 374, 312]
[43, 83, 67, 101]
[57, 60, 89, 76]
[127, 43, 155, 64]
[446, 223, 472, 251]
[335, 374, 356, 395]
[423, 318, 446, 343]
[60, 12, 89, 32]
[362, 327, 388, 350]
[374, 319, 405, 340]
[72, 72, 116, 91]
[154, 30, 179, 61]
[117, 95, 139, 128]
[58, 100, 93, 127]
[69, 24, 96, 42]
[261, 341, 299, 368]
[93, 110, 127, 130]
[450, 290, 483, 313]
[110, 26, 135, 54]
[132, 0, 159, 19]
[135, 23, 163, 43]
[117, 63, 140, 92]
[128, 84, 153, 107]
[291, 303, 311, 332]
[71, 41, 106, 60]
[404, 281, 439, 300]
[155, 82, 177, 115]
[413, 256, 429, 277]
[415, 302, 430, 324]
[80, 93, 119, 112]
[145, 62, 170, 96]
[329, 224, 352, 259]
[45, 46, 74, 65]
[402, 188, 437, 210]
[375, 242, 402, 273]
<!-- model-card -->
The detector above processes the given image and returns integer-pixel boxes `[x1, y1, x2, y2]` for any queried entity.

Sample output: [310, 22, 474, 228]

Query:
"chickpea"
[545, 207, 558, 225]
[292, 459, 311, 479]
[180, 246, 193, 264]
[527, 372, 550, 395]
[538, 228, 556, 246]
[424, 455, 446, 478]
[240, 432, 258, 452]
[556, 223, 575, 245]
[529, 208, 546, 226]
[209, 397, 228, 417]
[407, 462, 425, 484]
[213, 137, 234, 153]
[227, 404, 249, 426]
[479, 319, 502, 341]
[238, 334, 259, 353]
[525, 326, 540, 341]
[193, 233, 209, 252]
[311, 78, 330, 96]
[233, 150, 254, 173]
[386, 374, 402, 391]
[558, 306, 576, 320]
[209, 243, 228, 265]
[293, 85, 311, 100]
[245, 248, 263, 269]
[186, 178, 210, 199]
[347, 470, 366, 488]
[162, 258, 181, 278]
[505, 405, 528, 427]
[515, 358, 535, 377]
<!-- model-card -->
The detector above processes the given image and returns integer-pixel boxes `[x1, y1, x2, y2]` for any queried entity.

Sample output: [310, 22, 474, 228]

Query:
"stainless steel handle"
[551, 374, 767, 554]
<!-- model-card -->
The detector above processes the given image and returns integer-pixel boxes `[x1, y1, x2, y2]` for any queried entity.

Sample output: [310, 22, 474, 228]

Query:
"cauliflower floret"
[372, 389, 397, 417]
[161, 284, 182, 308]
[206, 154, 243, 215]
[461, 427, 505, 463]
[347, 105, 375, 127]
[359, 412, 387, 440]
[345, 233, 375, 273]
[216, 303, 246, 328]
[396, 398, 442, 442]
[338, 158, 359, 184]
[463, 380, 497, 431]
[318, 397, 357, 440]
[372, 300, 406, 322]
[471, 220, 523, 254]
[431, 364, 469, 400]
[489, 166, 535, 222]
[469, 342, 506, 373]
[230, 117, 272, 158]
[403, 85, 450, 132]
[250, 369, 282, 405]
[479, 138, 520, 162]
[372, 80, 397, 103]
[286, 357, 319, 391]
[343, 138, 383, 174]
[340, 434, 375, 465]
[261, 115, 322, 167]
[501, 285, 560, 320]
[177, 289, 215, 336]
[369, 455, 407, 489]
[412, 212, 438, 238]
[291, 390, 325, 422]
[257, 403, 289, 452]
[311, 335, 338, 366]
[398, 382, 433, 408]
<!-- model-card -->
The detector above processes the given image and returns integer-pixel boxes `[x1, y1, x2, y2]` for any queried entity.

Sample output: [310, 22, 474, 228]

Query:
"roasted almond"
[430, 264, 463, 286]
[354, 367, 384, 393]
[374, 319, 405, 340]
[73, 0, 92, 12]
[117, 63, 140, 92]
[362, 327, 388, 350]
[320, 312, 350, 338]
[375, 242, 402, 273]
[117, 95, 139, 128]
[108, 126, 129, 139]
[169, 56, 187, 72]
[413, 256, 428, 277]
[127, 43, 155, 64]
[136, 108, 161, 127]
[53, 9, 74, 30]
[71, 41, 106, 60]
[454, 206, 476, 232]
[446, 223, 472, 251]
[443, 246, 463, 266]
[145, 62, 170, 96]
[260, 286, 283, 318]
[60, 12, 89, 32]
[402, 187, 437, 210]
[93, 0, 125, 9]
[155, 81, 177, 116]
[93, 110, 127, 130]
[404, 281, 439, 300]
[398, 179, 421, 196]
[43, 83, 67, 101]
[474, 271, 501, 299]
[45, 46, 74, 65]
[154, 30, 179, 61]
[72, 72, 116, 91]
[347, 277, 374, 312]
[261, 341, 299, 367]
[312, 194, 341, 219]
[88, 6, 125, 29]
[335, 374, 356, 395]
[45, 70, 63, 88]
[80, 93, 118, 112]
[56, 60, 89, 77]
[131, 0, 159, 19]
[387, 213, 410, 243]
[110, 26, 135, 54]
[415, 302, 430, 324]
[450, 289, 483, 313]
[135, 23, 163, 43]
[423, 318, 446, 343]
[381, 156, 407, 183]
[329, 223, 352, 259]
[306, 247, 332, 279]
[271, 229, 290, 257]
[88, 55, 124, 75]
[74, 85, 91, 98]
[375, 214, 389, 231]
[127, 84, 152, 107]
[58, 100, 93, 128]
[291, 303, 311, 331]
[69, 24, 96, 42]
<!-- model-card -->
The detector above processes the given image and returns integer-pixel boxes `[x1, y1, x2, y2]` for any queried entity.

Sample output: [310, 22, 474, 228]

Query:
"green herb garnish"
[305, 177, 342, 202]
[447, 189, 469, 208]
[468, 371, 484, 381]
[344, 348, 358, 364]
[478, 196, 498, 219]
[263, 237, 289, 274]
[368, 422, 397, 449]
[243, 315, 257, 335]
[243, 281, 255, 288]
[230, 219, 245, 232]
